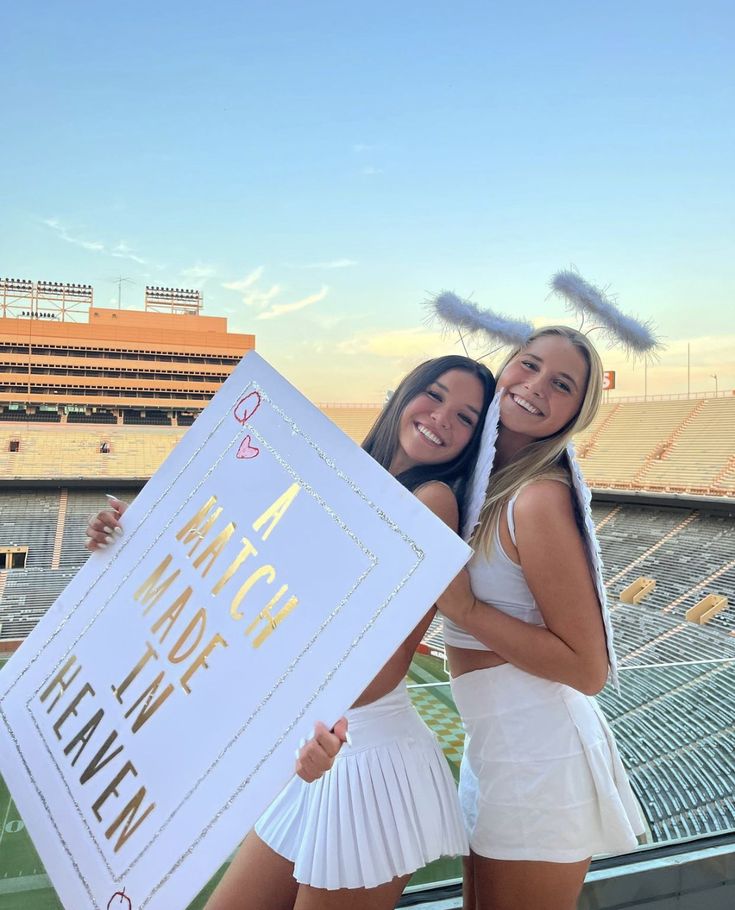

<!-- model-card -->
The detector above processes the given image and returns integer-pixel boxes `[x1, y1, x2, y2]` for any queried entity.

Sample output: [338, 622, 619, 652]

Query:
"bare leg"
[293, 874, 411, 910]
[204, 830, 299, 910]
[471, 854, 590, 910]
[462, 853, 477, 910]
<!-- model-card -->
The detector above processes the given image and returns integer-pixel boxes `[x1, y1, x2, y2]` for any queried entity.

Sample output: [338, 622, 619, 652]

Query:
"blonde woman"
[437, 327, 644, 910]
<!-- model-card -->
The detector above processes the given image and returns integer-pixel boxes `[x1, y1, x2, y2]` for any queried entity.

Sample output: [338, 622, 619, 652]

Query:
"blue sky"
[3, 1, 733, 400]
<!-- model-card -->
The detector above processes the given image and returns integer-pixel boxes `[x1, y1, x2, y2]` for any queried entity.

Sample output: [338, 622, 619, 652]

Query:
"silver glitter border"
[25, 386, 376, 883]
[0, 382, 256, 908]
[139, 386, 424, 907]
[1, 379, 425, 907]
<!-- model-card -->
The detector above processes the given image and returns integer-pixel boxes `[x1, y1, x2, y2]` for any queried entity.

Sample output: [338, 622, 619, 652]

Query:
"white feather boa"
[566, 440, 619, 690]
[461, 391, 503, 541]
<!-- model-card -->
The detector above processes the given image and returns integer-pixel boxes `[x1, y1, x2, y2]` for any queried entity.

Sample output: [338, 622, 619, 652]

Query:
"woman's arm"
[437, 480, 609, 695]
[394, 481, 460, 655]
[354, 480, 459, 705]
[297, 480, 461, 777]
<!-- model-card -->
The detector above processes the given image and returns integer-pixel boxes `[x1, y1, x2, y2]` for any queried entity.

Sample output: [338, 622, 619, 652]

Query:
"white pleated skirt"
[452, 664, 646, 863]
[255, 681, 468, 890]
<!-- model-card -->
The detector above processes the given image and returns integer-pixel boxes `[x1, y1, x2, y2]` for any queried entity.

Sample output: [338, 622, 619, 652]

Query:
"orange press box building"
[0, 279, 255, 484]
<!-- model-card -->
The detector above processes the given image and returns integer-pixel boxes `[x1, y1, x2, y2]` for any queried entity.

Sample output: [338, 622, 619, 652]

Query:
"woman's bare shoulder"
[514, 477, 575, 524]
[412, 481, 459, 530]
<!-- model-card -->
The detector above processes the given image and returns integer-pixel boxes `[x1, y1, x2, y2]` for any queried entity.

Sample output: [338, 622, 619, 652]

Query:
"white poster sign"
[0, 352, 471, 910]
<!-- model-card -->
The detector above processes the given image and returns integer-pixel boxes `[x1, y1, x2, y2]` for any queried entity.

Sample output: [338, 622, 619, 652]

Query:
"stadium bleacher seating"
[0, 426, 185, 480]
[577, 395, 735, 495]
[0, 390, 733, 850]
[0, 490, 59, 568]
[318, 405, 381, 444]
[1, 394, 733, 490]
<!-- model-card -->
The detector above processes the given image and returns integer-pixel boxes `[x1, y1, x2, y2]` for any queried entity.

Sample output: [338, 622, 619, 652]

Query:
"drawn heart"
[236, 435, 260, 459]
[107, 892, 132, 909]
[233, 391, 261, 425]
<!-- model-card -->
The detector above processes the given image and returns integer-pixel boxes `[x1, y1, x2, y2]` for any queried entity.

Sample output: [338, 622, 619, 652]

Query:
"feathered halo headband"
[427, 270, 661, 358]
[550, 270, 660, 358]
[425, 269, 661, 690]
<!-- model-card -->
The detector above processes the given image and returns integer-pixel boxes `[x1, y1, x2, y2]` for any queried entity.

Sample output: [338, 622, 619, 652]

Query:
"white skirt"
[255, 681, 468, 889]
[452, 664, 645, 863]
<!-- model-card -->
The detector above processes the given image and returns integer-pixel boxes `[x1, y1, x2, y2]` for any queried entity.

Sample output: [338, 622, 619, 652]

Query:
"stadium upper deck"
[0, 278, 254, 427]
[576, 397, 735, 496]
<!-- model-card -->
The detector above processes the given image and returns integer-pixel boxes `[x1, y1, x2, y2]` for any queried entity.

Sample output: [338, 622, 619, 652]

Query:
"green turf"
[0, 655, 459, 906]
[411, 651, 450, 682]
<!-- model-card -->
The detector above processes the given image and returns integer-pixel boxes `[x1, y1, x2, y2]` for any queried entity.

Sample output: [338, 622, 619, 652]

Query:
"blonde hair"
[472, 326, 603, 554]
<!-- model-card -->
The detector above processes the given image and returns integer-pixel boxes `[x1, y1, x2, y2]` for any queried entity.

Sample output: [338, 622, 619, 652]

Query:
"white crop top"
[442, 492, 546, 650]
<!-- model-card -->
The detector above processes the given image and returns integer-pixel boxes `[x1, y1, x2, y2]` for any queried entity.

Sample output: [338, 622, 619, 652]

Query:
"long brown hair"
[362, 355, 496, 522]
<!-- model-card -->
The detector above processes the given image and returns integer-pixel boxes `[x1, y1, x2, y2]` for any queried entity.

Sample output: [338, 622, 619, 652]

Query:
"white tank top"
[442, 492, 546, 650]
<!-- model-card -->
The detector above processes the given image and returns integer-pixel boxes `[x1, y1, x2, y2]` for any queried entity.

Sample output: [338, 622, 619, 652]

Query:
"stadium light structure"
[0, 278, 93, 322]
[144, 285, 203, 315]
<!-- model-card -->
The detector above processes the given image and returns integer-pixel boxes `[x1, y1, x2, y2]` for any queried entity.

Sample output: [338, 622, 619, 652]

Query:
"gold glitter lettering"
[166, 608, 207, 665]
[52, 682, 95, 741]
[180, 634, 228, 694]
[105, 787, 156, 854]
[39, 655, 81, 715]
[150, 587, 193, 644]
[134, 555, 180, 616]
[124, 672, 175, 733]
[112, 641, 159, 704]
[192, 522, 235, 577]
[176, 496, 222, 557]
[252, 483, 300, 542]
[210, 536, 259, 596]
[79, 731, 124, 786]
[246, 591, 298, 648]
[230, 565, 275, 620]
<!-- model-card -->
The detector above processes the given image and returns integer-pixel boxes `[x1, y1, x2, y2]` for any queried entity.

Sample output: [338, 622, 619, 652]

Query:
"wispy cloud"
[41, 217, 105, 252]
[303, 258, 357, 270]
[360, 166, 383, 176]
[244, 284, 281, 309]
[40, 217, 149, 265]
[111, 241, 147, 265]
[222, 266, 286, 313]
[222, 266, 264, 292]
[257, 285, 329, 321]
[182, 262, 217, 283]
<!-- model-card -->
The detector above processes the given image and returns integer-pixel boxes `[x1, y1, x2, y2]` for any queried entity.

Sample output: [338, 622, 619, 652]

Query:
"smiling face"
[497, 333, 589, 448]
[389, 368, 486, 476]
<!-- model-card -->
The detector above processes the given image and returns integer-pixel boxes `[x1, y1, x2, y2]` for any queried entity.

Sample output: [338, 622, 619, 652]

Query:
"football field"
[0, 654, 460, 907]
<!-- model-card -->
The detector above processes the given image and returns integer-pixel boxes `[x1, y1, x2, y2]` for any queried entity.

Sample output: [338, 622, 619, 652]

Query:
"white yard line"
[0, 792, 13, 849]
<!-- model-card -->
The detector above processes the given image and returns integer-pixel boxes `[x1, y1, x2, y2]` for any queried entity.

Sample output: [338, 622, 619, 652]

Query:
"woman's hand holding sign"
[295, 719, 350, 782]
[85, 495, 127, 550]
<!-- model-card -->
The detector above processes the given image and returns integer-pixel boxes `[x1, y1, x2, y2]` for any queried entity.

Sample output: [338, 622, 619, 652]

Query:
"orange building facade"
[0, 303, 255, 428]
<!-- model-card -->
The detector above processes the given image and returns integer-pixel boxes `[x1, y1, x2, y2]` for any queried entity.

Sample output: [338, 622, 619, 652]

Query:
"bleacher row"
[597, 655, 735, 845]
[576, 396, 735, 495]
[417, 501, 735, 845]
[0, 489, 133, 640]
[1, 488, 734, 846]
[1, 394, 733, 494]
[0, 425, 186, 480]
